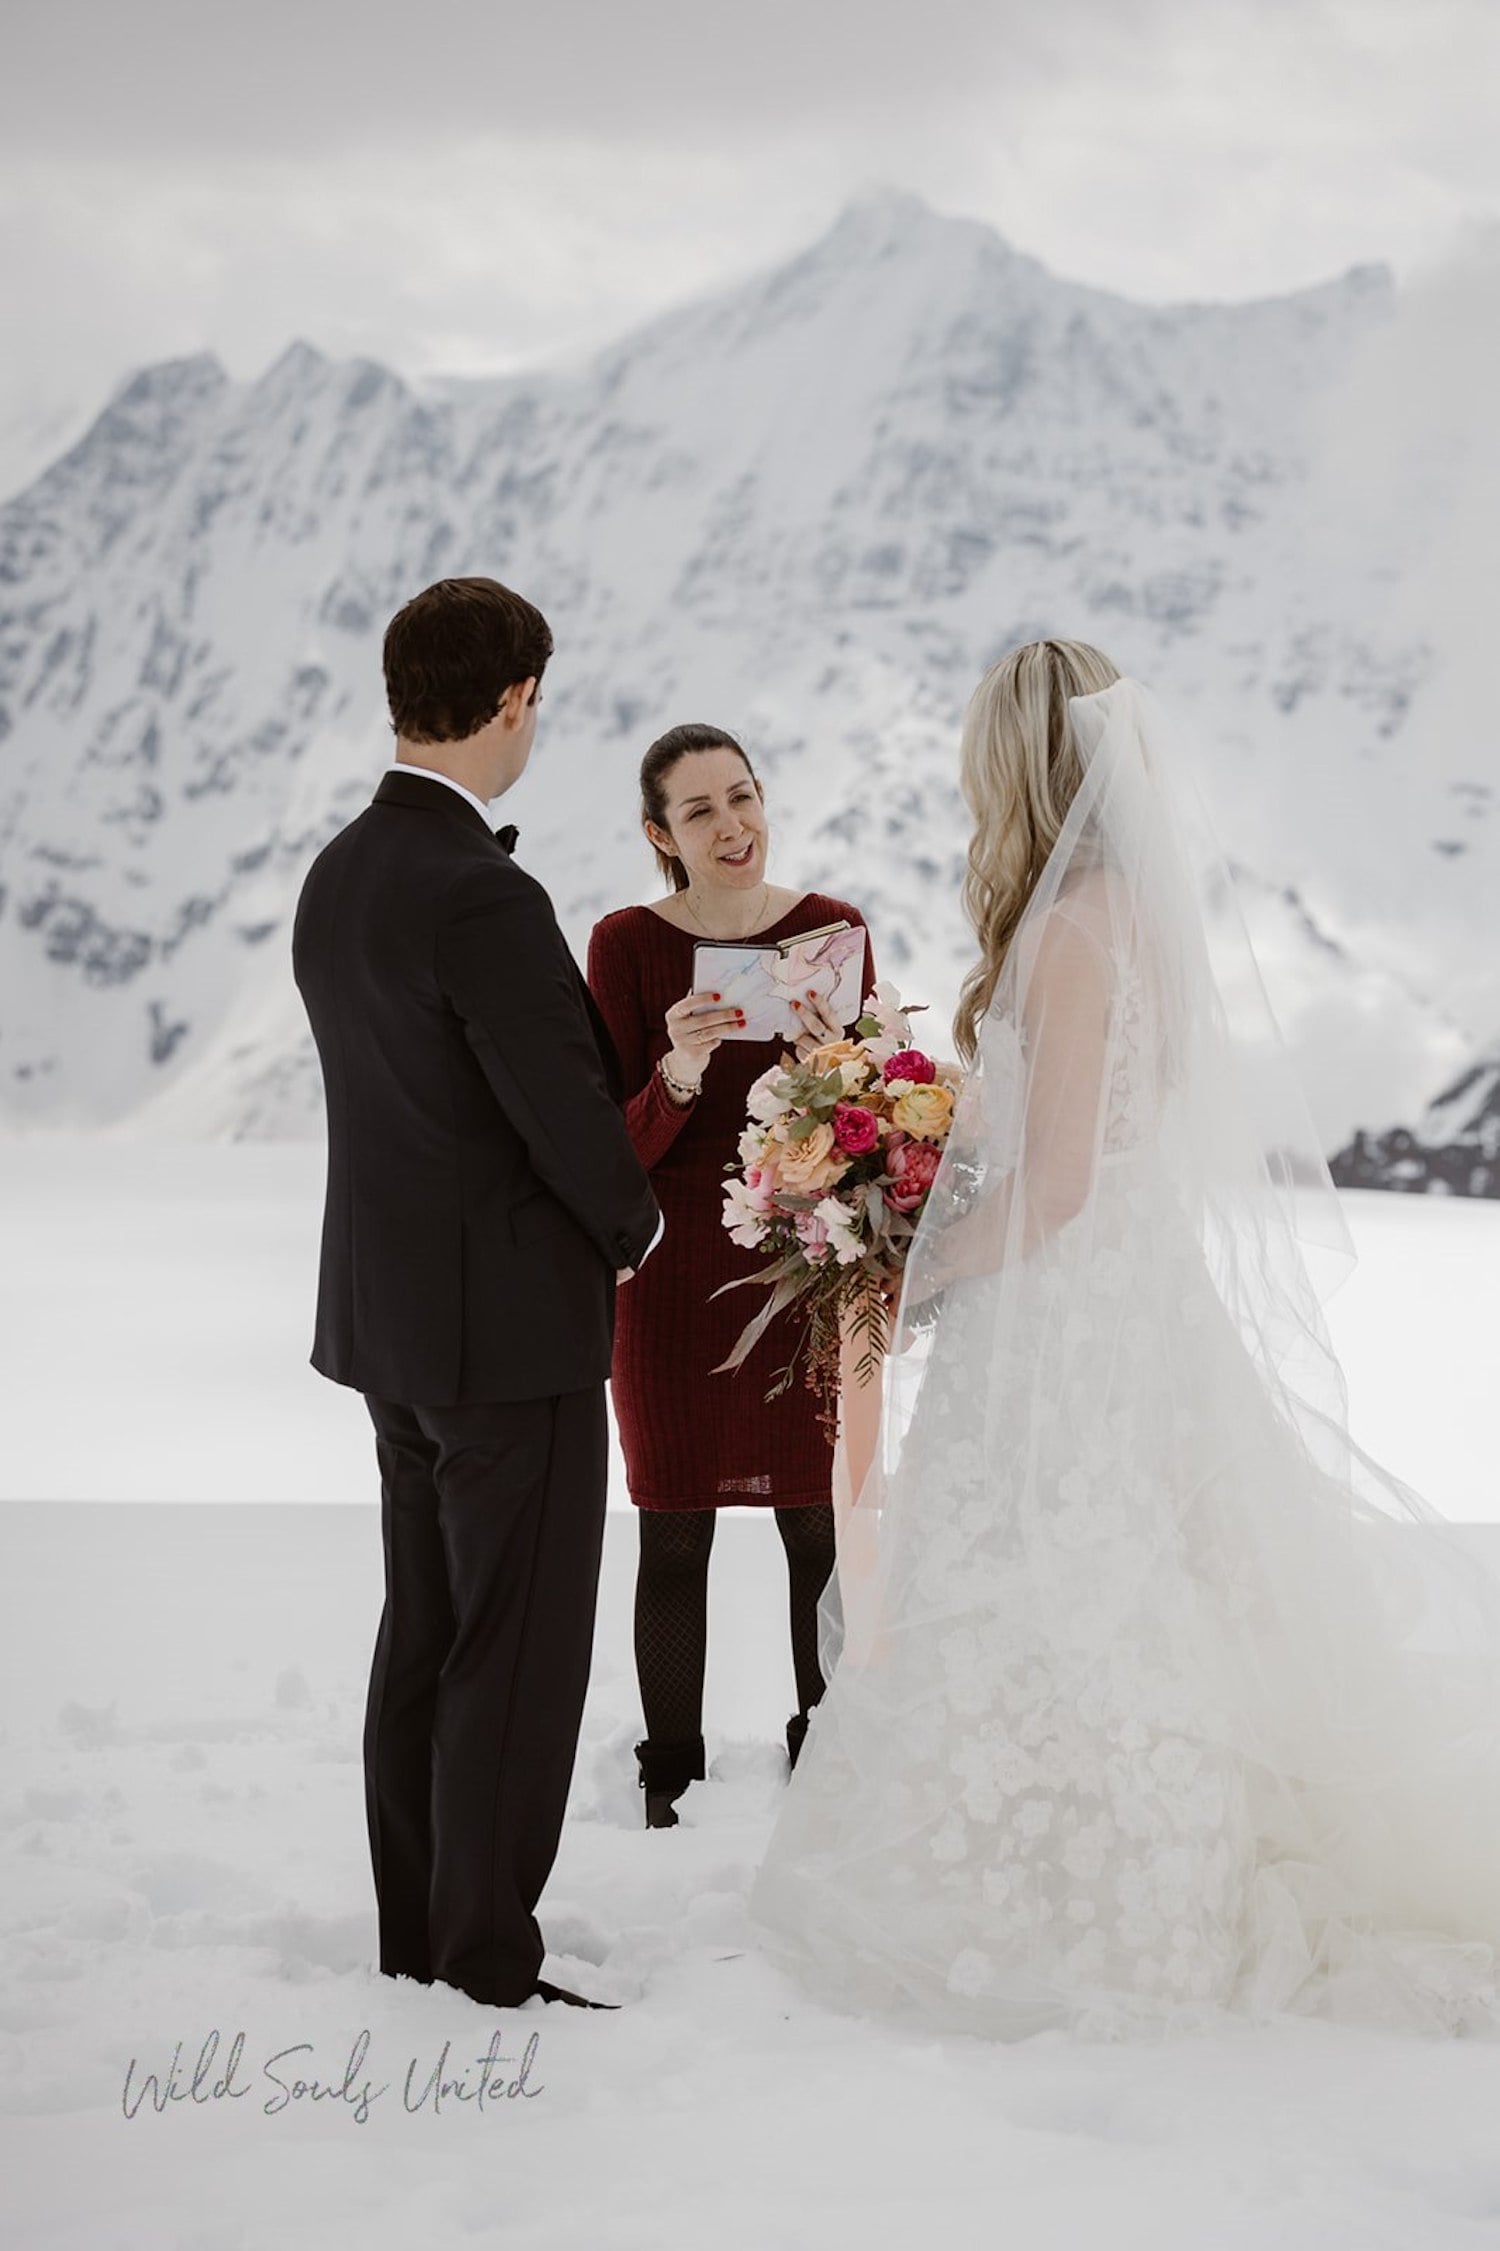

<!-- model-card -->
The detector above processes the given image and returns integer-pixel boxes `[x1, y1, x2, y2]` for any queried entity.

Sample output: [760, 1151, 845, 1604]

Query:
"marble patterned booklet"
[691, 920, 864, 1043]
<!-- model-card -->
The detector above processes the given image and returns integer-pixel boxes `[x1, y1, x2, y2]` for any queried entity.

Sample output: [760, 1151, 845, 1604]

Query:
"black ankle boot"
[633, 1735, 705, 1828]
[786, 1711, 811, 1770]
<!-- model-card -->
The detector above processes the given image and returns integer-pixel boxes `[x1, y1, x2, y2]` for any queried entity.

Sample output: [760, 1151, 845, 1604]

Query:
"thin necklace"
[683, 880, 772, 941]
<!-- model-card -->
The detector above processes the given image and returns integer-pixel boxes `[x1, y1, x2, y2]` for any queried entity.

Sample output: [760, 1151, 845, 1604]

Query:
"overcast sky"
[3, 0, 1496, 490]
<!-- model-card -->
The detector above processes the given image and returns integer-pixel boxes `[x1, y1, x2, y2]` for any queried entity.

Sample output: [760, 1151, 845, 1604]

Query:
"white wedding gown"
[749, 682, 1500, 2041]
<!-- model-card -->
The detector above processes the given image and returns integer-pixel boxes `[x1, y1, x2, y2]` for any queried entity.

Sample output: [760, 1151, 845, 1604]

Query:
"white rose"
[746, 1067, 791, 1126]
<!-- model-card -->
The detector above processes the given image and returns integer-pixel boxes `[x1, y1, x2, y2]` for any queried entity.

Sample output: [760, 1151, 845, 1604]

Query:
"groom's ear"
[497, 676, 539, 728]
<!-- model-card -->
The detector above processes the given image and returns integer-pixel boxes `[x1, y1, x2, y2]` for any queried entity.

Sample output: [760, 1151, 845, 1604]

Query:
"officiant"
[586, 724, 876, 1828]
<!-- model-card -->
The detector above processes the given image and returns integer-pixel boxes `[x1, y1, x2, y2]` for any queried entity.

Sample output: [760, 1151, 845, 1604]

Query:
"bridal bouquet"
[714, 982, 961, 1430]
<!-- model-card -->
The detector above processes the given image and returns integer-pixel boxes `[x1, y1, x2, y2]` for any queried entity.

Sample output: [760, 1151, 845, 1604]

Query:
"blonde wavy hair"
[953, 637, 1121, 1064]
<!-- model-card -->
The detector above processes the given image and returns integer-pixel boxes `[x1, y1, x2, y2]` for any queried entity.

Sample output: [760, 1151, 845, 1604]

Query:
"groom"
[292, 575, 661, 2010]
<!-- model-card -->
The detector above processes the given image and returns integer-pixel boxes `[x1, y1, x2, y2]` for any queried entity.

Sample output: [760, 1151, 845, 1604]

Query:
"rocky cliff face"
[0, 189, 1493, 1158]
[1333, 1053, 1500, 1197]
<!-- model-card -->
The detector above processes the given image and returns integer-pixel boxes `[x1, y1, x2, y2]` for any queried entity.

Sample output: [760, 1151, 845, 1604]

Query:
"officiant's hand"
[791, 987, 843, 1060]
[662, 989, 745, 1095]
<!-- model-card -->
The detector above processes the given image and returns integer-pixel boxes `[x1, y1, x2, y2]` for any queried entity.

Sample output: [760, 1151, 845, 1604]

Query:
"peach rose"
[804, 1039, 871, 1093]
[768, 1119, 848, 1195]
[890, 1081, 955, 1142]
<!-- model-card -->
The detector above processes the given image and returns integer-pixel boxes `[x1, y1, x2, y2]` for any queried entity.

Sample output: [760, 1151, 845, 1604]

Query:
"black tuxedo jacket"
[292, 770, 661, 1406]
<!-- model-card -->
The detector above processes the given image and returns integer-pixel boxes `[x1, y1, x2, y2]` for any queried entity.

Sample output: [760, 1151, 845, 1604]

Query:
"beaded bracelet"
[657, 1055, 701, 1105]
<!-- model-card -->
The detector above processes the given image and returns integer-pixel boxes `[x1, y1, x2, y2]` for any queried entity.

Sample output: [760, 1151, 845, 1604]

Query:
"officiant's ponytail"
[640, 723, 757, 892]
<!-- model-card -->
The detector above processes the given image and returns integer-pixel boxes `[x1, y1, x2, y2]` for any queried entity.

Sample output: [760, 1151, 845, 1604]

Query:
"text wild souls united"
[121, 2026, 544, 2124]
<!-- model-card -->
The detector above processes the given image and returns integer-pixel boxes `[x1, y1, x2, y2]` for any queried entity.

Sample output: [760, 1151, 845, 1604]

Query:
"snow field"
[2, 1141, 1499, 2245]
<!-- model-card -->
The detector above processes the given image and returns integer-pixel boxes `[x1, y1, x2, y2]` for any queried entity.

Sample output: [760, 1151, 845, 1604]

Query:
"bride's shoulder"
[1054, 860, 1127, 914]
[1010, 876, 1130, 1006]
[1039, 867, 1131, 950]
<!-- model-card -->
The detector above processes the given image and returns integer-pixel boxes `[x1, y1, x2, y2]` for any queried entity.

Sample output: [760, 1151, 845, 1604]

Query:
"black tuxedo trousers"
[363, 1386, 607, 2005]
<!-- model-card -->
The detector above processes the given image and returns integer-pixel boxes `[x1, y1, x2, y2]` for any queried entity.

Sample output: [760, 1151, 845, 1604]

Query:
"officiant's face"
[656, 748, 768, 891]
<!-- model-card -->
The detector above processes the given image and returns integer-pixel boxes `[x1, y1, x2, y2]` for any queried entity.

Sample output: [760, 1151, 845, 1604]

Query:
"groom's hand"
[616, 1267, 635, 1283]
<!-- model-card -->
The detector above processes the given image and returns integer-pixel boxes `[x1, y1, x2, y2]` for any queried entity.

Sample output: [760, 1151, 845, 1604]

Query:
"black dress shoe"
[529, 1978, 620, 2010]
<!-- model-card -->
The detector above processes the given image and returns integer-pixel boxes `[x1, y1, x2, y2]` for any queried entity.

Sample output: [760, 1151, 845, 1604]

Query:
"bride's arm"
[1012, 905, 1116, 1249]
[905, 906, 1115, 1299]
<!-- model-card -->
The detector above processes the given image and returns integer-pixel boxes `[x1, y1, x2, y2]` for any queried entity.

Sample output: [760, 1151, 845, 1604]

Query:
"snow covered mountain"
[1, 188, 1494, 1164]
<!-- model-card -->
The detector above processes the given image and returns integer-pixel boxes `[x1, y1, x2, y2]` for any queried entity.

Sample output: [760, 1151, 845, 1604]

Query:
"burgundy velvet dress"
[586, 892, 876, 1513]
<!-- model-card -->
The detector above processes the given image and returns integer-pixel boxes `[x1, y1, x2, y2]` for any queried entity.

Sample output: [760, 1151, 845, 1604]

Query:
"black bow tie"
[495, 824, 519, 855]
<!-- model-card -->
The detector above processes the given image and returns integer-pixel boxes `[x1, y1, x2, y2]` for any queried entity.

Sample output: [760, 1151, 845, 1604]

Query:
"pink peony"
[885, 1135, 942, 1212]
[885, 1048, 936, 1086]
[832, 1101, 880, 1156]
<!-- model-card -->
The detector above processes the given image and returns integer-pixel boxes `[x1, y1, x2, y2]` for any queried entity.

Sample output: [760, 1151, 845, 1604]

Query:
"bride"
[748, 639, 1500, 2040]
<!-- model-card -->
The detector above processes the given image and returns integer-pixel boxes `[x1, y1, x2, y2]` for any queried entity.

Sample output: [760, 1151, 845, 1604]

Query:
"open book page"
[692, 923, 864, 1041]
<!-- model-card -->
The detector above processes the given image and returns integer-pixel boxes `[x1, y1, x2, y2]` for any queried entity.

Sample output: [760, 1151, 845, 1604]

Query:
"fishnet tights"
[634, 1503, 836, 1745]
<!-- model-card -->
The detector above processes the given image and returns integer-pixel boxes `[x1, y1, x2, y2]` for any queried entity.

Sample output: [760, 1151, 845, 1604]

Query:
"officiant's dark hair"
[384, 576, 553, 744]
[640, 723, 758, 892]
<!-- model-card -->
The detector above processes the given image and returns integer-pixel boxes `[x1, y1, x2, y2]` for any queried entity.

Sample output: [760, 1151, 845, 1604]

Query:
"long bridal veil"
[758, 677, 1500, 2038]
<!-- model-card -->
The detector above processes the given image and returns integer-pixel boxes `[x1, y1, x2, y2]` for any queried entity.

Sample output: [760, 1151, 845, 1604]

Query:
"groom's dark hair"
[383, 576, 553, 745]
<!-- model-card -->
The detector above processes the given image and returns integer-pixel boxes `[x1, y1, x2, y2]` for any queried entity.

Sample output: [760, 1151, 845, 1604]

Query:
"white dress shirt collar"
[386, 761, 495, 828]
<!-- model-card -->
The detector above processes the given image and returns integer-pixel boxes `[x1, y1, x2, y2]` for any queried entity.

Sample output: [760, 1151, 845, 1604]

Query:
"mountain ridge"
[0, 191, 1491, 1174]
